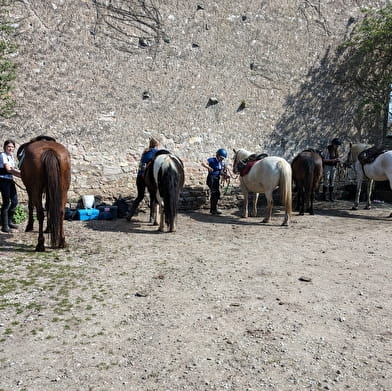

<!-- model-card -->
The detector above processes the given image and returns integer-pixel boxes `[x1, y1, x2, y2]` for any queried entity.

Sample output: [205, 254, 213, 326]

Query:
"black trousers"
[207, 174, 221, 202]
[0, 178, 18, 215]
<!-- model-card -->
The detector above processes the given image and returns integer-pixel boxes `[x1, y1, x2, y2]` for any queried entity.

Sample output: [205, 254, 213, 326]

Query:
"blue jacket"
[207, 157, 223, 176]
[138, 148, 158, 176]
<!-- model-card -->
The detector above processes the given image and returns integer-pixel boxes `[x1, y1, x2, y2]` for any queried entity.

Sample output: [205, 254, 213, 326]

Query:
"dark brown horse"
[291, 149, 323, 215]
[18, 137, 71, 251]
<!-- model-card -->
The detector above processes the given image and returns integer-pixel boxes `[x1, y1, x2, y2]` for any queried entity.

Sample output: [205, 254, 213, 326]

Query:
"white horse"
[346, 143, 373, 210]
[233, 149, 292, 226]
[347, 143, 392, 215]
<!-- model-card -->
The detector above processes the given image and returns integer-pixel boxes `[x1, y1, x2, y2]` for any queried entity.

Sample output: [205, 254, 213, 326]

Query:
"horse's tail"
[279, 160, 292, 218]
[159, 157, 184, 231]
[303, 159, 314, 192]
[42, 150, 62, 247]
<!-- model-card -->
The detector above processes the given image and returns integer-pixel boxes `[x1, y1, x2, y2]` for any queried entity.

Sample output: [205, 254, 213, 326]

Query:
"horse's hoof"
[25, 225, 33, 232]
[365, 206, 371, 210]
[351, 206, 358, 211]
[35, 245, 45, 252]
[389, 213, 392, 218]
[299, 212, 304, 216]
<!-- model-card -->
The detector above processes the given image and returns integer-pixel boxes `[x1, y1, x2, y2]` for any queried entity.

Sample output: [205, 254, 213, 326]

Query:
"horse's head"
[232, 148, 252, 174]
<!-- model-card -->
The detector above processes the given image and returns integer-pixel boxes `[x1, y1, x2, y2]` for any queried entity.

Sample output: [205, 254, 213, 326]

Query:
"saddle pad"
[358, 146, 387, 165]
[240, 160, 258, 176]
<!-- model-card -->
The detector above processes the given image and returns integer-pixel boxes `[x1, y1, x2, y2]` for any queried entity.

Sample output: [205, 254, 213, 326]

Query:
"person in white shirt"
[0, 139, 21, 232]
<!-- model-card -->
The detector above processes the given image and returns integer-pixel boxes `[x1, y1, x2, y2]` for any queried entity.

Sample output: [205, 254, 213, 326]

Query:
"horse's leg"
[262, 191, 273, 223]
[304, 187, 311, 215]
[352, 168, 363, 210]
[309, 189, 315, 215]
[299, 188, 305, 215]
[151, 200, 158, 225]
[364, 179, 374, 210]
[169, 213, 176, 233]
[385, 175, 392, 218]
[44, 198, 50, 233]
[240, 182, 249, 218]
[25, 195, 34, 232]
[252, 193, 259, 217]
[158, 203, 165, 232]
[35, 201, 45, 252]
[58, 200, 67, 248]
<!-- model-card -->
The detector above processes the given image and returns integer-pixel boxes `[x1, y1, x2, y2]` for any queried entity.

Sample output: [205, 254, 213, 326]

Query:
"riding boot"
[210, 197, 222, 215]
[8, 208, 18, 229]
[1, 209, 10, 233]
[329, 186, 335, 202]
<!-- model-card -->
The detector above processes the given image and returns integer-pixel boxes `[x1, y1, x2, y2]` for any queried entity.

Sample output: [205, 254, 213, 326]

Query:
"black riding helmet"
[331, 138, 342, 146]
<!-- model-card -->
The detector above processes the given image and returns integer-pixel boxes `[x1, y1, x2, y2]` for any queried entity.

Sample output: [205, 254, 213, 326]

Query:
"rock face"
[1, 0, 389, 200]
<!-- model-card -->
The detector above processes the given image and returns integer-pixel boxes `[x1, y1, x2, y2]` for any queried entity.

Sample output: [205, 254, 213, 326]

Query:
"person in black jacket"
[321, 138, 341, 202]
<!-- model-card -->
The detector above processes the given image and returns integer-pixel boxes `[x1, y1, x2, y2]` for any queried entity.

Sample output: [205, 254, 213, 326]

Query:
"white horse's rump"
[233, 148, 292, 226]
[348, 143, 392, 216]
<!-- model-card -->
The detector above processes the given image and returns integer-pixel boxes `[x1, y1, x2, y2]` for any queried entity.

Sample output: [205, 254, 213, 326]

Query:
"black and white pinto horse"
[346, 143, 392, 217]
[144, 150, 185, 232]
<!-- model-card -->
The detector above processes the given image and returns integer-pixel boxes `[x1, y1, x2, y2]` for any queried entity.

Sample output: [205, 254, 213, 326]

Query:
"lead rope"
[221, 166, 238, 194]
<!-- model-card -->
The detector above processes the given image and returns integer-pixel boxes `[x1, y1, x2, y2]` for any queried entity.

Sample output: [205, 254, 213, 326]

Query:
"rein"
[13, 179, 26, 192]
[220, 166, 237, 194]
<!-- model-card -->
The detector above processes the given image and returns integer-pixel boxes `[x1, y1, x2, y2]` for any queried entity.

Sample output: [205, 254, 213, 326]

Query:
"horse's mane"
[154, 149, 171, 157]
[302, 148, 321, 154]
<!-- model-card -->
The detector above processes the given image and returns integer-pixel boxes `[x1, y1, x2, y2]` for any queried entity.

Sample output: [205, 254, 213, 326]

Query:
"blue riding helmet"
[216, 148, 228, 158]
[331, 138, 342, 146]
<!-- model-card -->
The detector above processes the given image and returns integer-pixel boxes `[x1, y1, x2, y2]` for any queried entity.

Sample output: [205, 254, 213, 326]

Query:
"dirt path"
[1, 200, 392, 391]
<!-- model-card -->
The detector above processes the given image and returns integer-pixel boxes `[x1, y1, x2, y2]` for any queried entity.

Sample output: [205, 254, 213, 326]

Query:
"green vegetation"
[12, 205, 27, 224]
[0, 1, 16, 117]
[0, 253, 108, 339]
[343, 4, 392, 131]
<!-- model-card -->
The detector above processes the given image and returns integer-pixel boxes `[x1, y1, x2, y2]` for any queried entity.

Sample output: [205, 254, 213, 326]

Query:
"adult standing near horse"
[0, 139, 21, 233]
[321, 138, 341, 202]
[202, 148, 229, 215]
[127, 137, 160, 221]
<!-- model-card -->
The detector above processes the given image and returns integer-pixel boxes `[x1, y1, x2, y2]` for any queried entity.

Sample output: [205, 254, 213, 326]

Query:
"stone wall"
[1, 0, 389, 203]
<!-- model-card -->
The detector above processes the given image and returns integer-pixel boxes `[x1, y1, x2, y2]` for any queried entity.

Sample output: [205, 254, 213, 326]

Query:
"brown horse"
[18, 137, 71, 251]
[291, 149, 323, 215]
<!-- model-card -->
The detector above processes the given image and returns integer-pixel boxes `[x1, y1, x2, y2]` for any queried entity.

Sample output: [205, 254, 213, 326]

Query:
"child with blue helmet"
[202, 148, 228, 214]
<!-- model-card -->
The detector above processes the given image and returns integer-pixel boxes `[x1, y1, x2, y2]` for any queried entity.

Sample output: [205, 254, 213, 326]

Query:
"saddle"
[238, 153, 268, 176]
[358, 146, 387, 165]
[17, 135, 56, 167]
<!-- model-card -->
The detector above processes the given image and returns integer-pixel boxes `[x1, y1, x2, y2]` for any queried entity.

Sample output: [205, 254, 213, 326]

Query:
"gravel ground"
[0, 200, 391, 391]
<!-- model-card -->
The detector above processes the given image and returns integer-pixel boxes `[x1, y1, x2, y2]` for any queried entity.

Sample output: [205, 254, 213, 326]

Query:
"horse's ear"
[233, 148, 237, 153]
